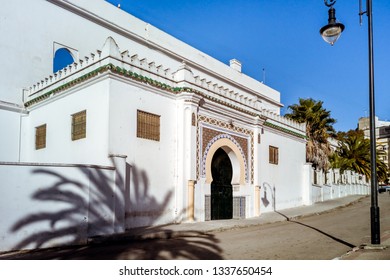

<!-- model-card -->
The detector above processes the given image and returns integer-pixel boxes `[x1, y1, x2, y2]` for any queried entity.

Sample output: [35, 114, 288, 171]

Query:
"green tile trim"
[24, 64, 306, 140]
[24, 64, 109, 107]
[264, 121, 307, 139]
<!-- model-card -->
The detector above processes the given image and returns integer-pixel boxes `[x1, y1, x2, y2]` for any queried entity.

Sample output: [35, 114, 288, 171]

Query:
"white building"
[358, 116, 390, 178]
[0, 0, 367, 252]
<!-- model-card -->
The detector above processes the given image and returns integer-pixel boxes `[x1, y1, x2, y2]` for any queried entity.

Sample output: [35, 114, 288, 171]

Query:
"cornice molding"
[25, 62, 305, 140]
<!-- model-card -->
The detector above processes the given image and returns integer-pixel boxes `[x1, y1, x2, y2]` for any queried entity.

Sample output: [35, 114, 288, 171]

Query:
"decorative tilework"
[202, 127, 249, 164]
[201, 133, 249, 182]
[192, 113, 196, 126]
[196, 115, 254, 184]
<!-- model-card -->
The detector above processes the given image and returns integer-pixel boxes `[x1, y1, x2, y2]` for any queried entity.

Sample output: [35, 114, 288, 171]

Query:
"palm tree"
[331, 130, 370, 176]
[331, 130, 389, 183]
[285, 98, 336, 171]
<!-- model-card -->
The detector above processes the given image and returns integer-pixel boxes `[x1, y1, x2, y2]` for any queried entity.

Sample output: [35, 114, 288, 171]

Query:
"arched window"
[53, 48, 74, 73]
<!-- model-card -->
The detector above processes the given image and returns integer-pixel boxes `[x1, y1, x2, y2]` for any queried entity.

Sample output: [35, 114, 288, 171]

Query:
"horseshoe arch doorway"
[211, 148, 233, 220]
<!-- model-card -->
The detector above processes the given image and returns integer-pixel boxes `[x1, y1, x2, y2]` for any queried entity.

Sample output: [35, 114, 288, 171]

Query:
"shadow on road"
[1, 231, 223, 260]
[275, 211, 356, 249]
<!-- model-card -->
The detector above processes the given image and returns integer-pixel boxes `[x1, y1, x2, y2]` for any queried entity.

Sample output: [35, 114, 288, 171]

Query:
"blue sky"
[106, 0, 390, 132]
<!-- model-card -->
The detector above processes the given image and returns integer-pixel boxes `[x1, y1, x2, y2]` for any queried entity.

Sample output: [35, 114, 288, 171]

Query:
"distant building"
[358, 117, 390, 172]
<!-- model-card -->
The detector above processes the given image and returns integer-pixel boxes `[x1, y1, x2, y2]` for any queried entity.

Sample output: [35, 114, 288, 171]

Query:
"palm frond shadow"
[9, 161, 223, 259]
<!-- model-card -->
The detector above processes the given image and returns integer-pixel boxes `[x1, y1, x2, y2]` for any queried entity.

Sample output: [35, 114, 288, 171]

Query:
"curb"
[337, 230, 390, 260]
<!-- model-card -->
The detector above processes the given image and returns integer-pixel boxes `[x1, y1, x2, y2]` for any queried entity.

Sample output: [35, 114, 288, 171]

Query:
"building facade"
[0, 0, 367, 251]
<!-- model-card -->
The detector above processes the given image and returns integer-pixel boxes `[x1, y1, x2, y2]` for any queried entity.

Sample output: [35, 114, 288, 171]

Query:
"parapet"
[24, 37, 305, 137]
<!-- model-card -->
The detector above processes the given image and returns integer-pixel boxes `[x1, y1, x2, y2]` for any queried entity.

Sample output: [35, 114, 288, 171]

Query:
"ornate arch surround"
[202, 134, 247, 185]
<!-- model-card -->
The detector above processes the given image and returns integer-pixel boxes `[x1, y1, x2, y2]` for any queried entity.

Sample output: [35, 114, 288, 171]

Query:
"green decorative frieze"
[24, 65, 108, 107]
[264, 121, 307, 139]
[24, 63, 305, 140]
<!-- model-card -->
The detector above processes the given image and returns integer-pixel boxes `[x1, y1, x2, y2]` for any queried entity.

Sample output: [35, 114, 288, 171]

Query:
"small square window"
[269, 146, 279, 165]
[137, 110, 160, 141]
[71, 110, 86, 141]
[35, 124, 47, 150]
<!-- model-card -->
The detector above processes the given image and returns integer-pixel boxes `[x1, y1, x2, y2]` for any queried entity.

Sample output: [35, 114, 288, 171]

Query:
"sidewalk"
[116, 195, 368, 241]
[1, 195, 389, 260]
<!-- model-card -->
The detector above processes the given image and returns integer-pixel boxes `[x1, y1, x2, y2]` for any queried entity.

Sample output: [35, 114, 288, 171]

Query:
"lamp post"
[320, 0, 380, 245]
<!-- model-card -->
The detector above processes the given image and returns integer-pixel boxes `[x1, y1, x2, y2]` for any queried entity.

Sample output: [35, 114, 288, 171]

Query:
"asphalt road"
[219, 192, 390, 260]
[2, 193, 389, 260]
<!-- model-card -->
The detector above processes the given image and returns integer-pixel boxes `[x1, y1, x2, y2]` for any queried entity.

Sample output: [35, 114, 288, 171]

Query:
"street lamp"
[320, 1, 345, 46]
[320, 0, 381, 245]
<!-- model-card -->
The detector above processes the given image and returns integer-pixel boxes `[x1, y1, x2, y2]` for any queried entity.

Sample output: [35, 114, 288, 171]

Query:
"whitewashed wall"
[0, 151, 180, 252]
[20, 79, 111, 166]
[259, 129, 307, 213]
[0, 108, 23, 162]
[0, 162, 122, 252]
[108, 78, 179, 228]
[309, 169, 369, 204]
[16, 74, 180, 229]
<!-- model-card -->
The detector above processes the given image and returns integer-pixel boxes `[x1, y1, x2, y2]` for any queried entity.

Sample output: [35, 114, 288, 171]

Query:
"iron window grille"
[137, 110, 160, 141]
[35, 124, 47, 150]
[71, 110, 86, 141]
[269, 146, 279, 165]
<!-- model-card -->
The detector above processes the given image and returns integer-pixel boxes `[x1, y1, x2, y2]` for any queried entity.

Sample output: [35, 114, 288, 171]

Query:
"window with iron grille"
[269, 146, 279, 165]
[71, 110, 86, 141]
[233, 196, 246, 219]
[35, 124, 47, 150]
[137, 110, 160, 141]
